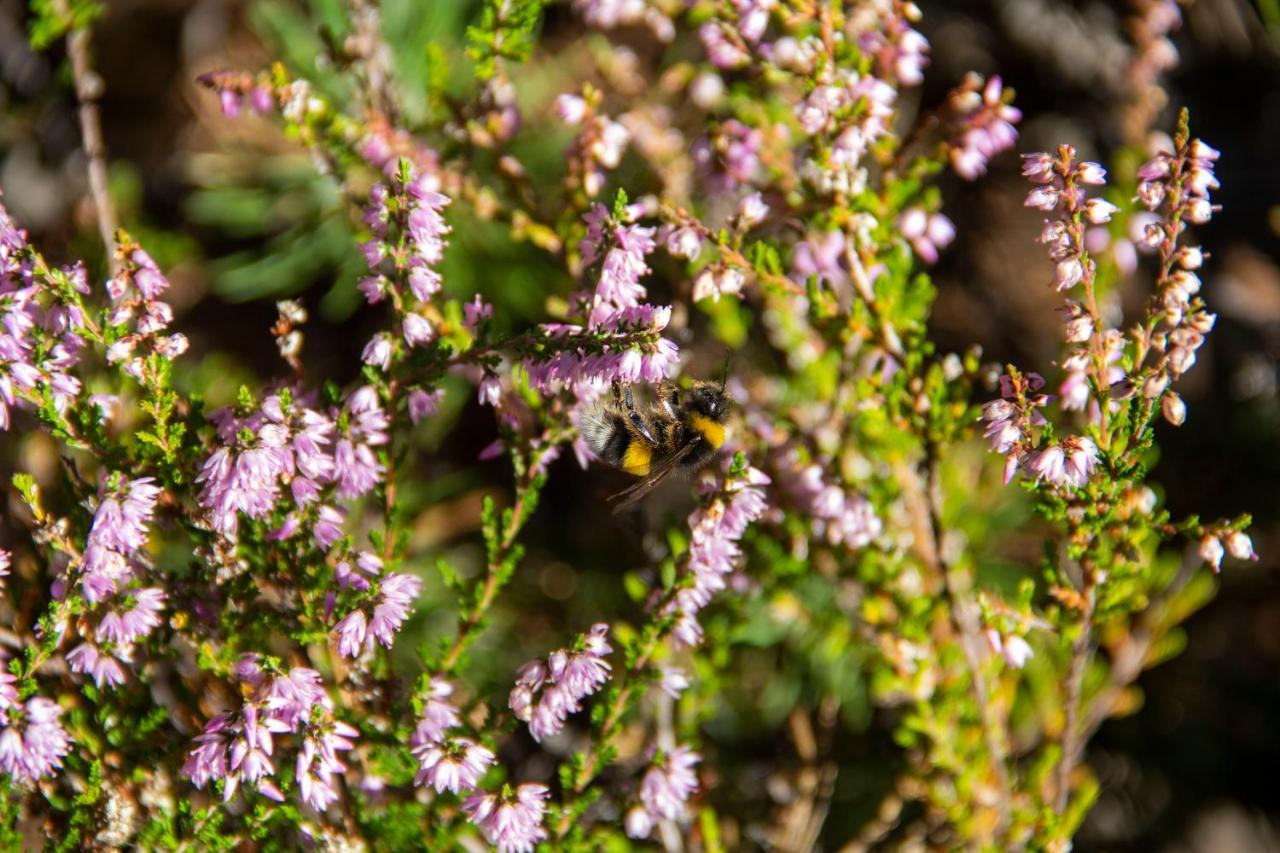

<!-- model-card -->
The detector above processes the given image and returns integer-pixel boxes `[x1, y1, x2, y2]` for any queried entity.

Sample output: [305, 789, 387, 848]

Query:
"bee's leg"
[611, 380, 624, 404]
[629, 412, 656, 444]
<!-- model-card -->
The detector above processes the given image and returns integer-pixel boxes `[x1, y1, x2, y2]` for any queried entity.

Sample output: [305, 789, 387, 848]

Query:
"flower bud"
[554, 93, 587, 125]
[1084, 198, 1118, 224]
[1077, 161, 1107, 185]
[1167, 345, 1196, 375]
[1161, 391, 1185, 425]
[1179, 246, 1203, 269]
[736, 192, 770, 227]
[1142, 372, 1168, 398]
[666, 227, 702, 260]
[1185, 198, 1214, 224]
[1199, 535, 1224, 572]
[1025, 186, 1059, 211]
[1226, 530, 1257, 561]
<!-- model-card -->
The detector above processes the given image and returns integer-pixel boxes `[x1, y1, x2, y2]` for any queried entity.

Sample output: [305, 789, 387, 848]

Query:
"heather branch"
[55, 0, 120, 276]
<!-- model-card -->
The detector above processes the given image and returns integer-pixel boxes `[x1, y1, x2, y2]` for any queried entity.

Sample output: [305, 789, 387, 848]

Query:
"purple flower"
[183, 657, 356, 809]
[661, 463, 769, 648]
[946, 75, 1021, 180]
[464, 784, 550, 853]
[89, 476, 160, 554]
[639, 745, 700, 821]
[368, 572, 421, 649]
[96, 587, 165, 645]
[510, 623, 613, 742]
[408, 387, 443, 423]
[414, 737, 495, 794]
[295, 719, 357, 813]
[0, 697, 71, 784]
[412, 677, 461, 746]
[898, 208, 955, 264]
[335, 610, 368, 658]
[67, 643, 127, 688]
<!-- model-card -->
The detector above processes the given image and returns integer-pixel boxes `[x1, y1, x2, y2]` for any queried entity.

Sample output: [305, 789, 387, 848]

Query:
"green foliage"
[466, 0, 547, 80]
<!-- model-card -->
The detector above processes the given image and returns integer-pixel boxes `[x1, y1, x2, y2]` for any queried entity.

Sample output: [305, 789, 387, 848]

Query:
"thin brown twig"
[921, 449, 1015, 839]
[59, 2, 120, 275]
[1054, 578, 1095, 814]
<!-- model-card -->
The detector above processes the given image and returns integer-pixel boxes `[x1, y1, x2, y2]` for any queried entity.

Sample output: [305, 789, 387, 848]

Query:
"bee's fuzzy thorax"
[688, 413, 727, 450]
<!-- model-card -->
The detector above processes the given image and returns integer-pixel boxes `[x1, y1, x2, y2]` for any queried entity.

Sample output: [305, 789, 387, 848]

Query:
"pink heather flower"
[792, 231, 847, 288]
[413, 737, 495, 794]
[464, 784, 550, 853]
[463, 295, 493, 331]
[947, 75, 1021, 180]
[1200, 535, 1224, 572]
[0, 674, 16, 710]
[335, 610, 368, 658]
[478, 375, 502, 407]
[625, 804, 654, 839]
[736, 192, 769, 227]
[90, 476, 160, 554]
[511, 624, 613, 742]
[662, 465, 769, 648]
[362, 333, 394, 370]
[0, 549, 9, 588]
[402, 312, 434, 347]
[554, 93, 588, 125]
[67, 643, 127, 689]
[1002, 635, 1033, 669]
[699, 21, 749, 69]
[369, 572, 421, 648]
[1226, 531, 1257, 562]
[1061, 436, 1099, 488]
[639, 745, 701, 821]
[296, 720, 358, 812]
[183, 658, 355, 808]
[413, 678, 461, 746]
[665, 226, 702, 261]
[658, 666, 690, 699]
[95, 587, 165, 644]
[897, 208, 955, 264]
[408, 387, 443, 423]
[0, 697, 70, 784]
[691, 119, 761, 193]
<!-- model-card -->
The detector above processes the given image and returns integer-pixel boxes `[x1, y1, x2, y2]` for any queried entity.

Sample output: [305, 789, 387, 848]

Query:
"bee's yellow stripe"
[622, 441, 652, 476]
[690, 414, 726, 449]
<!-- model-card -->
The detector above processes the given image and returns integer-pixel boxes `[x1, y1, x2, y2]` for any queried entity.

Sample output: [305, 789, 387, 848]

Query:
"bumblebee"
[579, 378, 731, 511]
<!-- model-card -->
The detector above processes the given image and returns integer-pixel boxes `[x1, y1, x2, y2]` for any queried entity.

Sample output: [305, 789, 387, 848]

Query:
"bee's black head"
[688, 380, 731, 422]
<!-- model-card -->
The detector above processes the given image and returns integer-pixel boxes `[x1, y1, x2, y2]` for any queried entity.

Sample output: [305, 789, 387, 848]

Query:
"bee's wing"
[609, 441, 697, 512]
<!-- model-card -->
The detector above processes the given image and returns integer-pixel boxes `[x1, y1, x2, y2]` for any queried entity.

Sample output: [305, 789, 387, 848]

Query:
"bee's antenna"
[718, 357, 730, 392]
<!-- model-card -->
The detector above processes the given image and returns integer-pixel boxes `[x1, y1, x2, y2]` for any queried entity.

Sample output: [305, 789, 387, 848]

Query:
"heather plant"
[0, 0, 1257, 850]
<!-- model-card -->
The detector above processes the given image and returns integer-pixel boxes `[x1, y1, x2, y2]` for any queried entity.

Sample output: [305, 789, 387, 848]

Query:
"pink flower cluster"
[1132, 136, 1221, 416]
[981, 371, 1098, 489]
[182, 655, 357, 811]
[626, 745, 701, 838]
[0, 673, 70, 785]
[945, 75, 1021, 181]
[663, 463, 770, 648]
[105, 247, 190, 381]
[463, 784, 551, 853]
[197, 384, 389, 543]
[783, 455, 882, 549]
[0, 200, 88, 429]
[524, 206, 678, 395]
[509, 623, 613, 742]
[358, 169, 451, 362]
[408, 676, 497, 796]
[332, 566, 423, 658]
